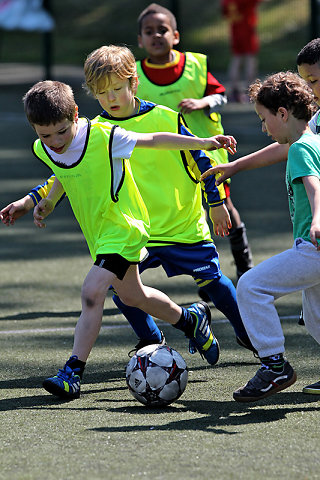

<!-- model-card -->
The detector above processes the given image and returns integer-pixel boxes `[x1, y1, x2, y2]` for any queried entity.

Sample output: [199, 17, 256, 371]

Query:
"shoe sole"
[43, 379, 80, 399]
[233, 371, 297, 403]
[302, 385, 320, 394]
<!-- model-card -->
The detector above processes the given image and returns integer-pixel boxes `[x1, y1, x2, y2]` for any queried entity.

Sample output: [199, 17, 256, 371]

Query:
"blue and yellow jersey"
[29, 102, 225, 246]
[32, 118, 149, 262]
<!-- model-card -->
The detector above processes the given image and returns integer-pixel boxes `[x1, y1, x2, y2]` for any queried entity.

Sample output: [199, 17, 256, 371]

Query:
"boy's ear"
[138, 35, 143, 49]
[74, 105, 79, 122]
[278, 107, 288, 121]
[131, 76, 139, 94]
[173, 30, 180, 46]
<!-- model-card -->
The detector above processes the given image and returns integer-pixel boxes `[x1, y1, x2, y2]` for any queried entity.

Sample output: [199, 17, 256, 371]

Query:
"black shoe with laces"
[233, 360, 297, 403]
[128, 331, 166, 357]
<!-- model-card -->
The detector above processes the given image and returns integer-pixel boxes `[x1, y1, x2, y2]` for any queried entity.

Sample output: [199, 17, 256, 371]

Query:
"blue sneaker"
[43, 356, 81, 399]
[187, 301, 220, 365]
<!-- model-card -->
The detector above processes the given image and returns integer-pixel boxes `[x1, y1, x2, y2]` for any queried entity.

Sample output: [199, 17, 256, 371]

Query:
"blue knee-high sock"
[200, 274, 251, 343]
[112, 292, 162, 342]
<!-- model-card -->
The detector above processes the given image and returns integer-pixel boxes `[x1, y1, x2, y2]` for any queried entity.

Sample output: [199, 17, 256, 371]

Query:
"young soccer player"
[23, 80, 236, 399]
[202, 71, 320, 402]
[136, 2, 253, 279]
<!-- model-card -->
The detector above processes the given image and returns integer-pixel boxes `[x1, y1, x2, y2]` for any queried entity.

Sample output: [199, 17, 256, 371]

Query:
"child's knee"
[81, 284, 104, 308]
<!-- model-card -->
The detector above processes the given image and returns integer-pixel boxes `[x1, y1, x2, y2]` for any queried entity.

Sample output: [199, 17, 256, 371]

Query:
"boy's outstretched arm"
[0, 195, 34, 226]
[303, 175, 320, 250]
[135, 132, 237, 154]
[200, 142, 289, 182]
[34, 178, 65, 229]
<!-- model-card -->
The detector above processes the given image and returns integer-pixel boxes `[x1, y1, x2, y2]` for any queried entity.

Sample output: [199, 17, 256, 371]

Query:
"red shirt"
[222, 0, 261, 54]
[140, 50, 226, 96]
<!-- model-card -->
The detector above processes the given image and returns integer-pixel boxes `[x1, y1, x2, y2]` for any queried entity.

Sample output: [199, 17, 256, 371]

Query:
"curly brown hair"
[248, 71, 316, 121]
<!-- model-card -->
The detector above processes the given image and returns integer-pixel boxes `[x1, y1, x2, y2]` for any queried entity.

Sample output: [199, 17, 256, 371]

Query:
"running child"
[203, 71, 320, 402]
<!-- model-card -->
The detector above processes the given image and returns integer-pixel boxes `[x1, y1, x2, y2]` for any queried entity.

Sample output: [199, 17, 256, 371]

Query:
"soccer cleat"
[187, 301, 220, 365]
[43, 356, 81, 399]
[303, 381, 320, 394]
[128, 331, 166, 357]
[233, 361, 297, 403]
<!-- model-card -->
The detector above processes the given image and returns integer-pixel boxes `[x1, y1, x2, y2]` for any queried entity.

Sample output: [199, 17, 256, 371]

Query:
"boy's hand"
[33, 198, 54, 228]
[209, 204, 231, 237]
[0, 196, 34, 226]
[310, 222, 320, 250]
[200, 161, 238, 183]
[178, 98, 208, 113]
[204, 135, 237, 155]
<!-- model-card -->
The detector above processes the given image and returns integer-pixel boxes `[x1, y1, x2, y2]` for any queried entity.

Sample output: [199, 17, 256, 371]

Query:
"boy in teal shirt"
[202, 71, 320, 403]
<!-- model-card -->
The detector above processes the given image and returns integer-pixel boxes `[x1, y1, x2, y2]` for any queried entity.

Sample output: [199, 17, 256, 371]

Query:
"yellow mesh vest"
[94, 105, 218, 246]
[136, 52, 228, 165]
[32, 120, 149, 261]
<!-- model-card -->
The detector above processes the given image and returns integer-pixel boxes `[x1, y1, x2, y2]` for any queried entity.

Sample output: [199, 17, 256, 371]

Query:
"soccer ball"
[126, 344, 188, 407]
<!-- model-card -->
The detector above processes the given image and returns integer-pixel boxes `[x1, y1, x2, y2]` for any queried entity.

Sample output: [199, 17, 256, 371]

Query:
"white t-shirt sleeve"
[111, 126, 138, 159]
[308, 110, 319, 134]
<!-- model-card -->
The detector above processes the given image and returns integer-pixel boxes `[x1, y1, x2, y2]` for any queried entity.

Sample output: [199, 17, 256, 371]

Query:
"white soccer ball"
[126, 344, 188, 407]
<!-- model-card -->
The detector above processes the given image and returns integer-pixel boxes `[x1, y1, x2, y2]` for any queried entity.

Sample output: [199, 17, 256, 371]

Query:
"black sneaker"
[233, 361, 297, 403]
[128, 331, 166, 357]
[303, 381, 320, 394]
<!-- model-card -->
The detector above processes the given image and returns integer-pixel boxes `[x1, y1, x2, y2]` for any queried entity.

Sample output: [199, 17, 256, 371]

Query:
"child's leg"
[72, 265, 116, 361]
[199, 273, 254, 351]
[244, 54, 257, 88]
[113, 265, 182, 323]
[112, 290, 163, 344]
[43, 265, 116, 399]
[114, 265, 219, 365]
[236, 239, 320, 358]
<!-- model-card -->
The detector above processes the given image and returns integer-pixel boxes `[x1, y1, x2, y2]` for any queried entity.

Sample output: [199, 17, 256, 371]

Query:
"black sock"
[173, 308, 195, 337]
[65, 356, 86, 379]
[261, 353, 285, 372]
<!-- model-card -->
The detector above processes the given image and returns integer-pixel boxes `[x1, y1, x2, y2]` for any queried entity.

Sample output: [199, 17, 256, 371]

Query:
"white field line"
[0, 315, 299, 336]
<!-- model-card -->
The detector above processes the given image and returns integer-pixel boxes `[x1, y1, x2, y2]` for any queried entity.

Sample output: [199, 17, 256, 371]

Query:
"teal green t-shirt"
[286, 131, 320, 242]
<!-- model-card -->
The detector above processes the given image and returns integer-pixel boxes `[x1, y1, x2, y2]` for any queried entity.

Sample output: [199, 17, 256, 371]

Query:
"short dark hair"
[23, 81, 76, 125]
[297, 38, 320, 66]
[137, 3, 177, 34]
[249, 71, 316, 121]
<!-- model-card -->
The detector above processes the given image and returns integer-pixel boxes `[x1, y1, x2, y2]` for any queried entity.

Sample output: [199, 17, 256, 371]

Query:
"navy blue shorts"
[139, 242, 221, 281]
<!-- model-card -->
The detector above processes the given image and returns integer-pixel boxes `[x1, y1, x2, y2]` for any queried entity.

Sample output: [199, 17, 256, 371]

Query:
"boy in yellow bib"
[136, 2, 253, 280]
[21, 79, 235, 399]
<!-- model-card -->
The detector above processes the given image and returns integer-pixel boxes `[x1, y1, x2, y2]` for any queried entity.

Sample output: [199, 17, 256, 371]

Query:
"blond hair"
[84, 45, 138, 96]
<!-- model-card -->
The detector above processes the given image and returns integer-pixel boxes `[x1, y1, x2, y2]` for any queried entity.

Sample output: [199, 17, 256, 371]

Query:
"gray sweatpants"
[237, 238, 320, 358]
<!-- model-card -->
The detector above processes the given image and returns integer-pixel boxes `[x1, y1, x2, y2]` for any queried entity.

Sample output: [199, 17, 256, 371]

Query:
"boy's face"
[95, 74, 137, 118]
[138, 13, 179, 63]
[298, 62, 320, 106]
[34, 116, 78, 154]
[255, 102, 288, 144]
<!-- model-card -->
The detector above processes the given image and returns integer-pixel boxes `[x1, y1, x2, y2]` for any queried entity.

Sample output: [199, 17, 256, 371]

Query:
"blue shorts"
[139, 242, 221, 281]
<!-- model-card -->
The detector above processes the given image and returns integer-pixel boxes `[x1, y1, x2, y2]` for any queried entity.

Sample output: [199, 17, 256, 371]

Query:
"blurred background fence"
[0, 0, 315, 81]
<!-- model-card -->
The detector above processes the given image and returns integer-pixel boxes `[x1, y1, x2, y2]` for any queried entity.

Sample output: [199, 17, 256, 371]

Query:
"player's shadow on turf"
[88, 392, 320, 435]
